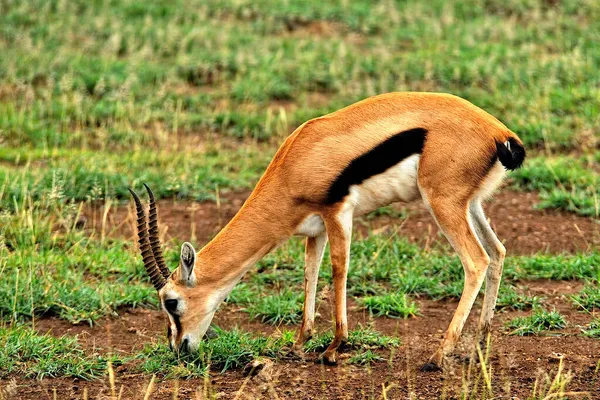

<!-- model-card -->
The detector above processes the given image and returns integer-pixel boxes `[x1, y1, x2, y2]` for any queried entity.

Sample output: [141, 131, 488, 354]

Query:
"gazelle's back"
[271, 92, 516, 205]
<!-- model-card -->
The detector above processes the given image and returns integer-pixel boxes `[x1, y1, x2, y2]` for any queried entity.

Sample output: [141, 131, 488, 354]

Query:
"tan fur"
[158, 92, 522, 368]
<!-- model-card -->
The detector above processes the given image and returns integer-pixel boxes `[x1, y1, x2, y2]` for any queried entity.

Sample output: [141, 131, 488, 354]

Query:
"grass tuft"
[506, 308, 567, 336]
[496, 286, 543, 311]
[0, 325, 113, 379]
[138, 328, 295, 377]
[571, 285, 600, 311]
[304, 325, 400, 353]
[245, 290, 303, 325]
[358, 293, 419, 318]
[582, 319, 600, 339]
[348, 350, 383, 365]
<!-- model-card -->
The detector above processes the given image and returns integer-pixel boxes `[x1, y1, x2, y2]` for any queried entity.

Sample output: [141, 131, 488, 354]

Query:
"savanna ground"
[0, 0, 599, 398]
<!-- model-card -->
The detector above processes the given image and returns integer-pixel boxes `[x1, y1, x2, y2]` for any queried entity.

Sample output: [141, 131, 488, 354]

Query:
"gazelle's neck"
[194, 189, 299, 291]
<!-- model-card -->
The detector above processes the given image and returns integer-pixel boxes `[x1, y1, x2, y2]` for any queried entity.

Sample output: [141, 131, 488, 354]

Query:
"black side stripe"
[325, 128, 428, 204]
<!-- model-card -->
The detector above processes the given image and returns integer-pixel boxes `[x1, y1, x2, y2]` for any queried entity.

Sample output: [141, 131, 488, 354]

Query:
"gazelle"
[129, 92, 525, 370]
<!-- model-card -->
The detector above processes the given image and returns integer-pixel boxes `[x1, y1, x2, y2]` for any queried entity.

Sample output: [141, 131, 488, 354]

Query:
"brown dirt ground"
[84, 189, 600, 255]
[4, 190, 600, 399]
[6, 281, 600, 399]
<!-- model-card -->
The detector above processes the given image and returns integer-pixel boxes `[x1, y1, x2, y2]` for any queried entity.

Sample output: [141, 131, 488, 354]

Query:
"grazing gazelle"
[129, 92, 525, 370]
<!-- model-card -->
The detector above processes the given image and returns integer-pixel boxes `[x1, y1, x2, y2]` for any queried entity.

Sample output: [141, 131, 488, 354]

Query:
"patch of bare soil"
[7, 280, 600, 399]
[283, 20, 366, 46]
[85, 189, 599, 255]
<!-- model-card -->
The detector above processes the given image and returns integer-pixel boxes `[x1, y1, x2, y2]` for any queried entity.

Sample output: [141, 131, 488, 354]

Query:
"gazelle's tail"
[496, 137, 525, 170]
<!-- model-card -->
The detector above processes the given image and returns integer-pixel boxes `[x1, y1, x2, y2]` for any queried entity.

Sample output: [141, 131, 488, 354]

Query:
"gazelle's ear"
[180, 242, 196, 284]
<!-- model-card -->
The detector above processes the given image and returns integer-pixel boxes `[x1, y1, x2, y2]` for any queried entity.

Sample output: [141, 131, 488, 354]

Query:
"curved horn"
[144, 183, 170, 279]
[128, 188, 166, 291]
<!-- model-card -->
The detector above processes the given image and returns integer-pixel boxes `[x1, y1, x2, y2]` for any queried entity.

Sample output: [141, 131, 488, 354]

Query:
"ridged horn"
[128, 188, 166, 291]
[144, 183, 170, 279]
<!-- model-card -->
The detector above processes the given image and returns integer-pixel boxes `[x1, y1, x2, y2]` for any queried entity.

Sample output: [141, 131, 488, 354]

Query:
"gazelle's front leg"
[321, 208, 353, 365]
[293, 232, 327, 354]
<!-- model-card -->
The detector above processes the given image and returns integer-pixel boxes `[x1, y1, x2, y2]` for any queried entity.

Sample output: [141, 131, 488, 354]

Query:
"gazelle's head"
[128, 185, 218, 354]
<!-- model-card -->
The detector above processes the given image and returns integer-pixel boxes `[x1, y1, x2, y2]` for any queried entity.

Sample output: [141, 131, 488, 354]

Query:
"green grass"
[506, 308, 567, 336]
[511, 155, 600, 217]
[137, 328, 295, 377]
[364, 205, 409, 220]
[2, 0, 598, 150]
[1, 0, 600, 388]
[0, 145, 272, 208]
[582, 319, 600, 339]
[1, 0, 599, 217]
[571, 284, 600, 311]
[496, 286, 543, 311]
[138, 324, 398, 377]
[245, 290, 304, 325]
[358, 293, 419, 318]
[303, 325, 401, 353]
[2, 192, 598, 328]
[348, 350, 383, 365]
[0, 325, 113, 379]
[0, 196, 158, 324]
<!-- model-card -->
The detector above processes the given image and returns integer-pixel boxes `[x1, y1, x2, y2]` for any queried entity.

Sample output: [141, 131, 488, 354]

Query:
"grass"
[348, 350, 383, 365]
[364, 205, 409, 220]
[2, 191, 598, 328]
[0, 325, 113, 379]
[303, 324, 401, 353]
[358, 293, 419, 318]
[1, 0, 599, 394]
[245, 290, 304, 325]
[0, 194, 158, 325]
[506, 308, 567, 336]
[0, 145, 272, 208]
[496, 286, 543, 311]
[583, 319, 600, 339]
[2, 0, 599, 150]
[571, 284, 600, 311]
[511, 155, 600, 216]
[138, 328, 295, 377]
[138, 324, 399, 377]
[0, 0, 598, 217]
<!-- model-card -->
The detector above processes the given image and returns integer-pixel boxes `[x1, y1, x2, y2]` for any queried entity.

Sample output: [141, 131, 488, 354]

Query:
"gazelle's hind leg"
[469, 200, 506, 344]
[293, 232, 328, 354]
[419, 191, 490, 371]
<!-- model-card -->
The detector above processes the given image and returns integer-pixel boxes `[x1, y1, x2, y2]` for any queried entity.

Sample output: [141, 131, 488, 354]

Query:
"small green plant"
[571, 285, 600, 311]
[137, 328, 295, 377]
[582, 319, 600, 339]
[0, 325, 113, 379]
[304, 325, 400, 353]
[245, 290, 304, 325]
[496, 286, 543, 311]
[348, 350, 383, 365]
[506, 308, 567, 336]
[358, 293, 419, 318]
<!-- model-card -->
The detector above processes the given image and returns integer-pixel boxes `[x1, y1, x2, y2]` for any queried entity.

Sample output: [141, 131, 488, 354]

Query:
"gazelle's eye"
[164, 299, 178, 314]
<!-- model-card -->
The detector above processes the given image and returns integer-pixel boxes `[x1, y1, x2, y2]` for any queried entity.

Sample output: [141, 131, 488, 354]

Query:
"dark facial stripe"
[325, 128, 428, 204]
[172, 313, 182, 342]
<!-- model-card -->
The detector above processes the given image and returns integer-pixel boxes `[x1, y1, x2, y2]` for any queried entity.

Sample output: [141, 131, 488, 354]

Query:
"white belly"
[351, 154, 421, 215]
[294, 154, 420, 237]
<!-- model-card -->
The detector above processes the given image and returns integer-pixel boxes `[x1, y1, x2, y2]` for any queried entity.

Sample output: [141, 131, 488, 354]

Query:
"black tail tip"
[496, 138, 525, 170]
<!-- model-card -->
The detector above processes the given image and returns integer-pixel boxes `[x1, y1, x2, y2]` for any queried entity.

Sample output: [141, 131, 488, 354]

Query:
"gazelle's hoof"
[287, 346, 305, 360]
[420, 362, 442, 372]
[317, 350, 338, 365]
